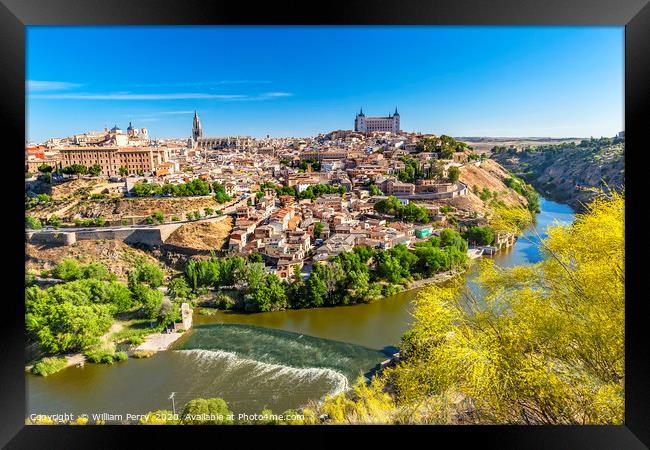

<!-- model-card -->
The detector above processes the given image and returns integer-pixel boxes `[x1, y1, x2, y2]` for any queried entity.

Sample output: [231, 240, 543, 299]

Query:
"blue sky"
[26, 26, 624, 142]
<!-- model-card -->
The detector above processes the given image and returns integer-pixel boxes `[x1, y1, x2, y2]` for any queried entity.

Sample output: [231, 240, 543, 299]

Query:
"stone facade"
[354, 108, 400, 134]
[58, 146, 168, 177]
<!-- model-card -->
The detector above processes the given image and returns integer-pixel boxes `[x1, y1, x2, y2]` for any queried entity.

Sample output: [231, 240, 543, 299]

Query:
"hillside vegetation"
[26, 240, 170, 281]
[452, 159, 531, 213]
[492, 137, 624, 211]
[305, 192, 624, 425]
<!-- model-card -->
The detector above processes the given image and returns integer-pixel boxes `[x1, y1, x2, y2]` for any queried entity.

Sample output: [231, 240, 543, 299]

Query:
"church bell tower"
[192, 110, 203, 141]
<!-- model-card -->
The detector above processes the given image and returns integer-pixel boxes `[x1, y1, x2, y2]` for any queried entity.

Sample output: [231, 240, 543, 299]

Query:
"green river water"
[27, 198, 575, 421]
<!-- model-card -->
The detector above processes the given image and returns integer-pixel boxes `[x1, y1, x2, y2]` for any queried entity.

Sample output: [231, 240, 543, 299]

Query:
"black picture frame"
[1, 0, 648, 447]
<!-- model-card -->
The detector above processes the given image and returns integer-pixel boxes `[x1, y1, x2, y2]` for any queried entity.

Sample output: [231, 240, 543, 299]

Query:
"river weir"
[27, 197, 574, 421]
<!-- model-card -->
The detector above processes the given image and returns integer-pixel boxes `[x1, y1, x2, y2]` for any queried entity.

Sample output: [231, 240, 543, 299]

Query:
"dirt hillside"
[165, 217, 233, 250]
[434, 160, 527, 214]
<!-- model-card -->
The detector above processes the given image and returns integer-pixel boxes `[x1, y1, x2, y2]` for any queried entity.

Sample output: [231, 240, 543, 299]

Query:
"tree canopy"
[374, 196, 429, 223]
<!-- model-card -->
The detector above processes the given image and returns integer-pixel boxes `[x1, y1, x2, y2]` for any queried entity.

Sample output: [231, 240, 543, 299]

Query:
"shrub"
[26, 216, 42, 230]
[382, 284, 402, 297]
[128, 336, 145, 346]
[31, 356, 67, 377]
[52, 258, 81, 281]
[214, 293, 236, 310]
[80, 262, 111, 280]
[133, 350, 155, 359]
[181, 398, 233, 424]
[49, 215, 61, 229]
[85, 350, 127, 364]
[134, 261, 165, 288]
[25, 271, 36, 286]
[168, 277, 191, 300]
[171, 215, 180, 222]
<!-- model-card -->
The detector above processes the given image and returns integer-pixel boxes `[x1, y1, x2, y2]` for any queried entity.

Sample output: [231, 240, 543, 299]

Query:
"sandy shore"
[134, 331, 185, 352]
[25, 353, 86, 373]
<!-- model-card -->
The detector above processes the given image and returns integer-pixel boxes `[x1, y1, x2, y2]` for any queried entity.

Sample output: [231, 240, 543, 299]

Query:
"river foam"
[177, 323, 388, 382]
[177, 348, 350, 397]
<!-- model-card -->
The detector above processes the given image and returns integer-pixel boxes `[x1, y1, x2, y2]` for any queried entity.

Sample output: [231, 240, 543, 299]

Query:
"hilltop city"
[26, 109, 540, 282]
[24, 107, 625, 425]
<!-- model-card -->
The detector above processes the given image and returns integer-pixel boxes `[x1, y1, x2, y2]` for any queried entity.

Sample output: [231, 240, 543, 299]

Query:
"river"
[27, 198, 575, 421]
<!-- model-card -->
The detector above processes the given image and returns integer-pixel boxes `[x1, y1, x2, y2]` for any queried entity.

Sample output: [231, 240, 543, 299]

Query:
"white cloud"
[262, 92, 293, 98]
[133, 80, 271, 88]
[157, 110, 196, 114]
[27, 80, 83, 91]
[30, 91, 294, 101]
[224, 92, 295, 102]
[30, 92, 247, 100]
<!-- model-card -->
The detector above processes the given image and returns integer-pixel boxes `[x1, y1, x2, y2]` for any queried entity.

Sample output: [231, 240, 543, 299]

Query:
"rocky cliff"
[492, 137, 624, 211]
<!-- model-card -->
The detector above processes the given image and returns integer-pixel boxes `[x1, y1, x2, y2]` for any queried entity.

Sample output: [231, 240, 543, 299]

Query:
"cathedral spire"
[192, 110, 202, 141]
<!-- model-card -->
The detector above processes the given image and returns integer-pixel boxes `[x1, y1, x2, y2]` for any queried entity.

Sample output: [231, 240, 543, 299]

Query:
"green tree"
[25, 216, 42, 230]
[305, 272, 327, 307]
[51, 258, 81, 281]
[62, 164, 88, 178]
[181, 398, 233, 424]
[158, 298, 181, 327]
[25, 286, 113, 354]
[440, 229, 467, 252]
[375, 253, 403, 284]
[168, 277, 191, 300]
[134, 261, 164, 288]
[463, 226, 495, 246]
[369, 184, 382, 196]
[49, 215, 61, 229]
[247, 252, 263, 263]
[448, 166, 460, 183]
[88, 164, 102, 176]
[313, 222, 324, 239]
[141, 287, 164, 321]
[119, 166, 129, 177]
[133, 182, 162, 197]
[79, 262, 111, 280]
